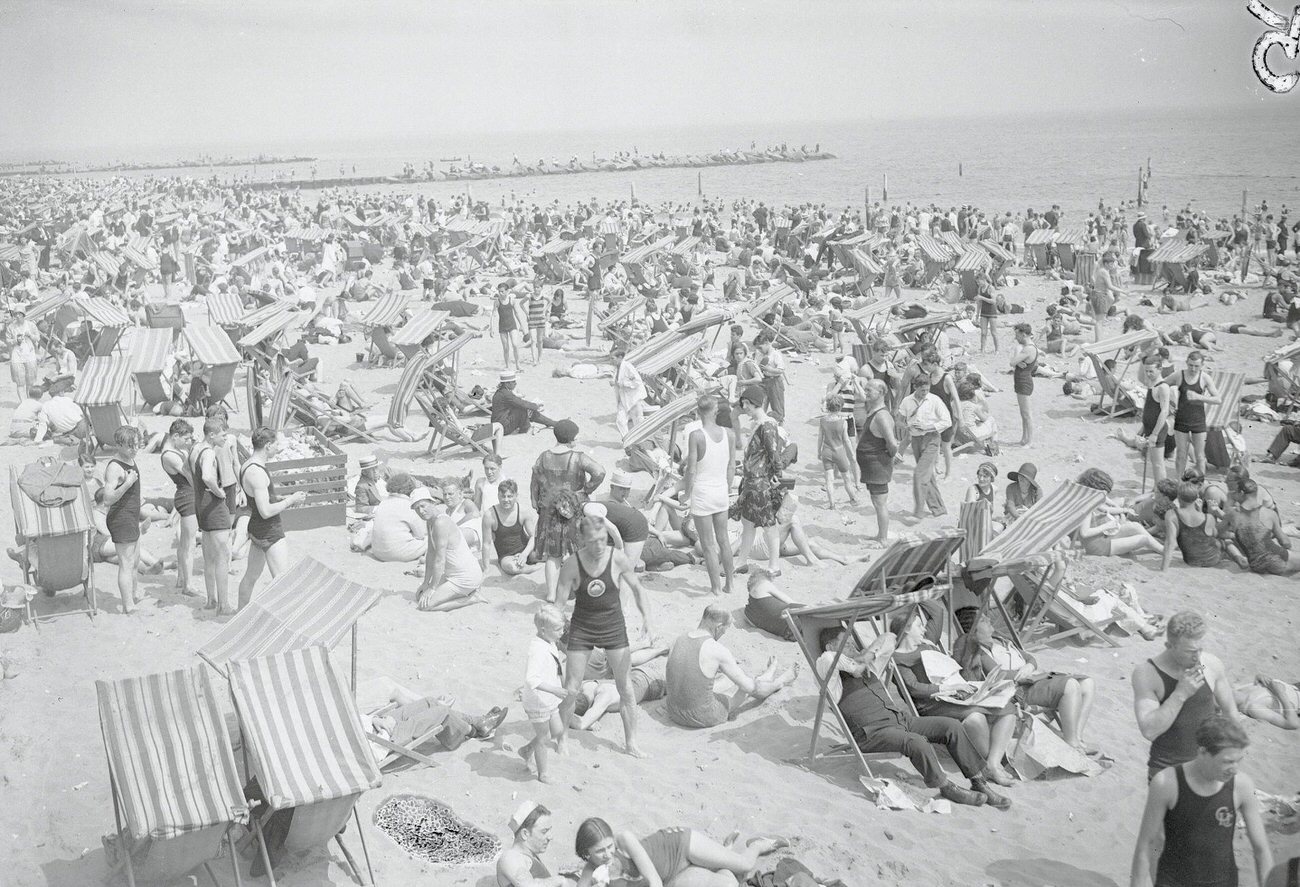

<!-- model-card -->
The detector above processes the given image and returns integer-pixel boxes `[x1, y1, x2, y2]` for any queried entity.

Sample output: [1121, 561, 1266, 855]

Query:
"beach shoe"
[938, 782, 986, 807]
[472, 706, 509, 740]
[971, 779, 1012, 811]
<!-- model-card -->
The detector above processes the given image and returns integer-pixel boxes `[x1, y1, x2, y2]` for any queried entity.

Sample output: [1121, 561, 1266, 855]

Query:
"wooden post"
[959, 162, 963, 177]
[882, 173, 888, 203]
[630, 182, 636, 203]
[697, 171, 702, 196]
[1137, 166, 1145, 207]
[1242, 189, 1248, 218]
[864, 186, 870, 228]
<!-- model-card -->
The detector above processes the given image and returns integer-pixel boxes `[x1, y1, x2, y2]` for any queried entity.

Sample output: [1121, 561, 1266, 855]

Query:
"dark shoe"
[472, 706, 508, 739]
[938, 782, 987, 807]
[971, 779, 1012, 810]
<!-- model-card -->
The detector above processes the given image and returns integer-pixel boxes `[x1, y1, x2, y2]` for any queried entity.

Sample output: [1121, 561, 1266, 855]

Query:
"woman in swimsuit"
[963, 461, 999, 509]
[1160, 482, 1223, 571]
[1167, 350, 1219, 479]
[236, 427, 306, 610]
[494, 285, 523, 372]
[1235, 675, 1299, 730]
[574, 817, 787, 887]
[1009, 323, 1038, 446]
[556, 516, 653, 758]
[161, 419, 200, 597]
[1073, 468, 1163, 560]
[103, 426, 144, 612]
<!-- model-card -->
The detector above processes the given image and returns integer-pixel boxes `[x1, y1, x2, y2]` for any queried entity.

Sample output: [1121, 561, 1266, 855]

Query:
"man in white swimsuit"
[413, 486, 484, 612]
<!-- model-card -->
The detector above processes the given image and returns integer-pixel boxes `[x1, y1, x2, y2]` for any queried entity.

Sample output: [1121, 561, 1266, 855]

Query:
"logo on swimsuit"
[1215, 806, 1235, 828]
[1249, 0, 1300, 92]
[586, 579, 607, 598]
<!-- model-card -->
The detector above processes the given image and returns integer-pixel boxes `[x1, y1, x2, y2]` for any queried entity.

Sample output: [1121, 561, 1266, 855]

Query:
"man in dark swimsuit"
[1132, 611, 1239, 781]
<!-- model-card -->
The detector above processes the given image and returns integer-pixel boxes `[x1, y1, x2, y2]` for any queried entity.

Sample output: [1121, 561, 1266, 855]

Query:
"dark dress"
[105, 459, 141, 544]
[531, 449, 588, 560]
[730, 418, 782, 527]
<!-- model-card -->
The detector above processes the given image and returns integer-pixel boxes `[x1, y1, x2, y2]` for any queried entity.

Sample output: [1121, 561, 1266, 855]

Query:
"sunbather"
[573, 817, 787, 887]
[1235, 675, 1299, 730]
[1073, 468, 1164, 559]
[569, 644, 668, 732]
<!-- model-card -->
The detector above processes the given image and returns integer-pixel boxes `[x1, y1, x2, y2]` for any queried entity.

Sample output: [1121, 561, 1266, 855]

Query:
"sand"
[0, 264, 1297, 887]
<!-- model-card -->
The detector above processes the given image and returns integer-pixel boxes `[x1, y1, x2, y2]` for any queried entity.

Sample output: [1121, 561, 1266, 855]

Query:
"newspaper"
[920, 650, 1016, 710]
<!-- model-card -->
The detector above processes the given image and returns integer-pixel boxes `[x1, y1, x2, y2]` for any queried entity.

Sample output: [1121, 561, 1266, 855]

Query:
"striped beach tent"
[954, 246, 991, 273]
[391, 308, 450, 347]
[622, 393, 699, 450]
[10, 465, 95, 621]
[849, 530, 966, 599]
[630, 331, 705, 377]
[75, 354, 131, 406]
[227, 646, 380, 884]
[198, 556, 383, 675]
[359, 291, 410, 328]
[387, 350, 434, 428]
[96, 666, 248, 884]
[205, 291, 244, 327]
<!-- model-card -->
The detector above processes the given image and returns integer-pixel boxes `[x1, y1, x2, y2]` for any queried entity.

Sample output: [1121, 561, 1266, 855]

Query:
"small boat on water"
[439, 157, 462, 162]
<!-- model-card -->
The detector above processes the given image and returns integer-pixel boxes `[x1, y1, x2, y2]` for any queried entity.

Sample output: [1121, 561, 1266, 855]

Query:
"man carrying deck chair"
[815, 626, 1011, 810]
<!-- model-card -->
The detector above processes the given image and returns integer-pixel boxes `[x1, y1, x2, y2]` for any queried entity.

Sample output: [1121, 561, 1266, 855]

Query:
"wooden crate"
[238, 427, 347, 531]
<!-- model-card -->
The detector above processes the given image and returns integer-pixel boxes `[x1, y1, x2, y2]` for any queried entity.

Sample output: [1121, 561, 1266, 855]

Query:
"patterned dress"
[730, 418, 783, 527]
[531, 448, 589, 560]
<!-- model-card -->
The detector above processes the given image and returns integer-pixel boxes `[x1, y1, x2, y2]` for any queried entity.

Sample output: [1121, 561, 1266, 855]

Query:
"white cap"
[508, 800, 541, 833]
[583, 502, 608, 520]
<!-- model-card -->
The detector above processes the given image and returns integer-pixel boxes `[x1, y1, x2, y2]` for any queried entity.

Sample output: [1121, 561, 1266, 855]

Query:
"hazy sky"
[0, 0, 1286, 157]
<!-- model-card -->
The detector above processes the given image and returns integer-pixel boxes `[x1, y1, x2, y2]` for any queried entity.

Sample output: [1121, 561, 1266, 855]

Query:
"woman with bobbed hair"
[572, 817, 786, 887]
[1072, 468, 1163, 559]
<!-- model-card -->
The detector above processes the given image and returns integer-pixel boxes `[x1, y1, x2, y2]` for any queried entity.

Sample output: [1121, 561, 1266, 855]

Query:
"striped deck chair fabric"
[1080, 329, 1158, 358]
[632, 333, 705, 377]
[675, 309, 731, 336]
[75, 296, 131, 328]
[966, 482, 1106, 574]
[747, 284, 798, 318]
[90, 251, 122, 278]
[228, 645, 381, 811]
[622, 394, 698, 450]
[849, 531, 966, 598]
[1208, 371, 1245, 429]
[360, 291, 410, 328]
[128, 327, 173, 373]
[25, 291, 72, 322]
[265, 374, 296, 430]
[206, 292, 245, 327]
[96, 666, 248, 841]
[10, 466, 94, 536]
[844, 296, 903, 324]
[425, 330, 477, 366]
[75, 354, 131, 405]
[388, 351, 433, 428]
[896, 310, 963, 336]
[624, 330, 683, 367]
[184, 324, 241, 366]
[240, 300, 293, 329]
[198, 556, 383, 671]
[391, 309, 450, 346]
[598, 297, 645, 332]
[238, 308, 300, 348]
[957, 500, 995, 564]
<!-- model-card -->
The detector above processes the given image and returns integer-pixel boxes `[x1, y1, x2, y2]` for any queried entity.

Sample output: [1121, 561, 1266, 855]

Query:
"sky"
[0, 0, 1288, 158]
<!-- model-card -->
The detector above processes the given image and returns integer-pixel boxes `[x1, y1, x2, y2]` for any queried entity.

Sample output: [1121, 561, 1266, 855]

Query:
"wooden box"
[238, 427, 347, 531]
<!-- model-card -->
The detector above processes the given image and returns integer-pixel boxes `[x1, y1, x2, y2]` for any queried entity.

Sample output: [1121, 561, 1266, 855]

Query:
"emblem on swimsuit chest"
[1215, 806, 1235, 828]
[586, 579, 607, 598]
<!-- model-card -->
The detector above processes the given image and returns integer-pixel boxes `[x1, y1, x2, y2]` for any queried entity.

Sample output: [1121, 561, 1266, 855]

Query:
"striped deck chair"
[386, 351, 434, 434]
[228, 646, 381, 887]
[850, 531, 966, 599]
[75, 354, 132, 450]
[1206, 371, 1245, 470]
[631, 333, 707, 400]
[966, 481, 1112, 650]
[622, 393, 698, 504]
[128, 327, 174, 408]
[207, 292, 246, 330]
[96, 667, 249, 887]
[10, 466, 95, 624]
[781, 588, 944, 783]
[184, 324, 242, 411]
[1080, 330, 1157, 419]
[957, 500, 995, 565]
[390, 309, 450, 362]
[747, 284, 802, 350]
[597, 296, 645, 350]
[75, 296, 132, 356]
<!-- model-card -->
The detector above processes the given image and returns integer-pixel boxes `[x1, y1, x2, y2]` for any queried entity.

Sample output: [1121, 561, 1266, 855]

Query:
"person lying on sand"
[574, 816, 788, 887]
[363, 678, 508, 760]
[569, 644, 668, 732]
[1235, 675, 1299, 730]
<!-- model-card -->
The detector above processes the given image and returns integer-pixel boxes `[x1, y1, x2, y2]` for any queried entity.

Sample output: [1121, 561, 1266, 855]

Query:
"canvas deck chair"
[597, 296, 646, 349]
[1024, 228, 1055, 271]
[536, 238, 576, 284]
[747, 283, 800, 348]
[915, 235, 957, 284]
[629, 332, 707, 400]
[128, 327, 174, 409]
[359, 292, 411, 365]
[237, 307, 302, 380]
[848, 247, 883, 296]
[780, 587, 944, 782]
[1265, 341, 1300, 413]
[669, 236, 701, 277]
[207, 292, 246, 333]
[965, 481, 1112, 650]
[227, 646, 381, 887]
[849, 530, 966, 602]
[955, 247, 992, 300]
[1150, 241, 1209, 293]
[96, 666, 249, 887]
[1053, 225, 1086, 273]
[10, 465, 95, 624]
[979, 240, 1016, 285]
[844, 296, 903, 355]
[74, 296, 132, 358]
[185, 324, 242, 412]
[894, 310, 964, 350]
[385, 351, 434, 440]
[1080, 330, 1157, 418]
[1206, 370, 1245, 470]
[76, 354, 132, 450]
[391, 309, 450, 362]
[412, 332, 493, 458]
[621, 393, 698, 503]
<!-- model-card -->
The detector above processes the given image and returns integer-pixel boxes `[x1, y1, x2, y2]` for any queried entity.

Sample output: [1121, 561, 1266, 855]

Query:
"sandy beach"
[0, 249, 1296, 887]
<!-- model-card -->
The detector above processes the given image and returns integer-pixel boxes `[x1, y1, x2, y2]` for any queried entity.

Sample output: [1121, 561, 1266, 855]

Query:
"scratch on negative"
[1107, 1, 1188, 33]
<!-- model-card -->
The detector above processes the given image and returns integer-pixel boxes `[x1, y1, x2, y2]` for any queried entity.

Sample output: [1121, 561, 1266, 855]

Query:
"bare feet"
[747, 836, 790, 855]
[624, 744, 648, 759]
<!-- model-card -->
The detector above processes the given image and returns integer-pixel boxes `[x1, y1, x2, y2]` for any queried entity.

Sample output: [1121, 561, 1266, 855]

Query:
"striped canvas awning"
[9, 466, 93, 536]
[850, 247, 883, 277]
[185, 324, 241, 366]
[1054, 225, 1087, 247]
[1150, 242, 1209, 265]
[967, 482, 1105, 573]
[97, 667, 248, 841]
[75, 354, 131, 405]
[622, 393, 699, 449]
[198, 557, 383, 669]
[786, 595, 898, 625]
[598, 297, 645, 331]
[538, 239, 575, 255]
[129, 327, 173, 373]
[75, 295, 131, 327]
[387, 351, 433, 428]
[90, 251, 122, 278]
[675, 308, 731, 336]
[624, 330, 683, 367]
[632, 332, 705, 377]
[747, 284, 797, 318]
[227, 645, 382, 811]
[1208, 371, 1245, 429]
[954, 247, 991, 272]
[672, 236, 701, 255]
[937, 231, 965, 254]
[844, 296, 903, 323]
[916, 234, 956, 264]
[1025, 229, 1056, 246]
[206, 292, 245, 327]
[619, 235, 674, 265]
[1080, 329, 1157, 356]
[237, 309, 300, 348]
[360, 291, 410, 328]
[850, 531, 965, 598]
[391, 309, 450, 346]
[896, 310, 962, 335]
[980, 240, 1015, 263]
[24, 290, 71, 321]
[239, 300, 292, 328]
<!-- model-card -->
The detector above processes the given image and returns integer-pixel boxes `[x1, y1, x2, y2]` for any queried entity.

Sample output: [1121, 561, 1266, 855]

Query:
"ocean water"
[36, 107, 1300, 221]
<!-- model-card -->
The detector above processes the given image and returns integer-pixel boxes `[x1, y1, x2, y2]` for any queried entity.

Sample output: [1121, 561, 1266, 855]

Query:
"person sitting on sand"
[730, 488, 864, 566]
[481, 479, 542, 577]
[369, 472, 427, 562]
[1073, 468, 1164, 560]
[815, 627, 1010, 810]
[743, 567, 800, 641]
[496, 802, 569, 887]
[1226, 477, 1300, 575]
[953, 607, 1098, 754]
[665, 604, 798, 729]
[574, 817, 788, 887]
[492, 371, 559, 435]
[570, 644, 668, 732]
[1003, 462, 1039, 523]
[1161, 481, 1223, 570]
[412, 485, 484, 612]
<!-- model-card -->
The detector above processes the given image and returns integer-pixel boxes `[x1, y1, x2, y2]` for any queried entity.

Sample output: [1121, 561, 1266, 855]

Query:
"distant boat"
[439, 157, 462, 162]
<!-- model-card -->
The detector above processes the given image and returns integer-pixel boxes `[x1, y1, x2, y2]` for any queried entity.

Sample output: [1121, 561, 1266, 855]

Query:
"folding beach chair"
[597, 296, 646, 350]
[955, 247, 991, 300]
[1053, 225, 1086, 273]
[206, 292, 246, 333]
[237, 306, 302, 381]
[621, 393, 698, 503]
[849, 530, 966, 601]
[619, 235, 674, 289]
[956, 500, 995, 565]
[915, 234, 957, 284]
[74, 296, 132, 358]
[390, 309, 450, 362]
[76, 354, 132, 451]
[848, 247, 883, 296]
[185, 324, 243, 412]
[1205, 370, 1246, 470]
[747, 283, 801, 350]
[1150, 241, 1209, 293]
[536, 238, 576, 284]
[359, 292, 411, 366]
[227, 646, 381, 887]
[965, 481, 1112, 650]
[669, 236, 701, 277]
[96, 666, 249, 887]
[1265, 341, 1300, 413]
[1080, 329, 1158, 419]
[1024, 229, 1055, 271]
[628, 332, 707, 400]
[128, 327, 174, 409]
[844, 296, 904, 353]
[9, 465, 95, 624]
